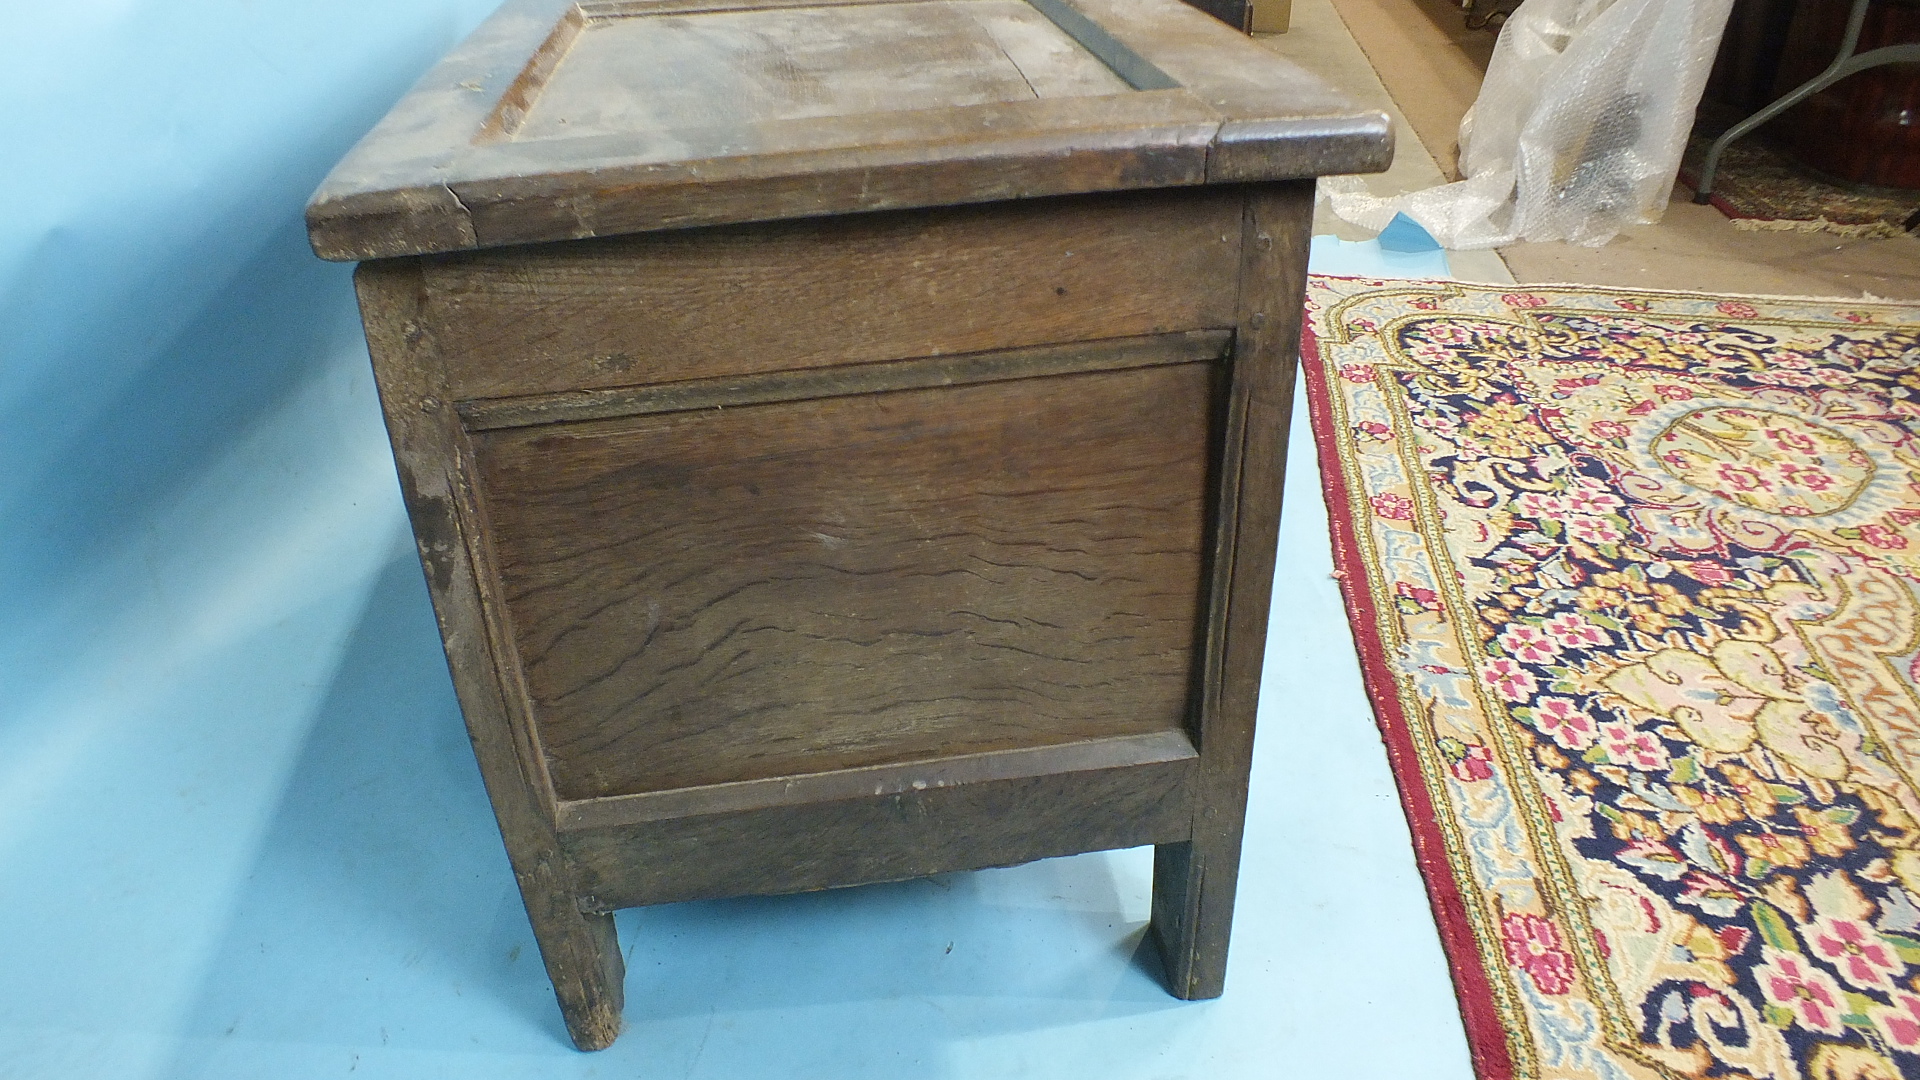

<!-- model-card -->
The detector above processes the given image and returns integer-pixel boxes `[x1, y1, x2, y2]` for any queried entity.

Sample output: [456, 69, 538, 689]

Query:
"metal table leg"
[1692, 0, 1920, 203]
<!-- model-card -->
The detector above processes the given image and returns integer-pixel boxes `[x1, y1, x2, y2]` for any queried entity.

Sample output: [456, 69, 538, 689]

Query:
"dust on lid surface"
[306, 0, 1393, 261]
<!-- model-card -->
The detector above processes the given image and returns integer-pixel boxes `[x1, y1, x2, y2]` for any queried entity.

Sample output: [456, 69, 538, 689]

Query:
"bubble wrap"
[1325, 0, 1733, 249]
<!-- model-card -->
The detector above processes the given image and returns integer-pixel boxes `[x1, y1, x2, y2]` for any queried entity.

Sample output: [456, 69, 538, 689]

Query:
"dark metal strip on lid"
[1024, 0, 1182, 91]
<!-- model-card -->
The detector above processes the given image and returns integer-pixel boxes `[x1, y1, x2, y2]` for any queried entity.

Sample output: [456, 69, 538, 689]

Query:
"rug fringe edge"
[1728, 216, 1907, 240]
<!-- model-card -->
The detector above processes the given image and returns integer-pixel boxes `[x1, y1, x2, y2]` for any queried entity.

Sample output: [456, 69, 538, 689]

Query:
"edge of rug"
[1299, 304, 1516, 1080]
[1677, 164, 1915, 239]
[1379, 272, 1920, 310]
[1676, 165, 1765, 227]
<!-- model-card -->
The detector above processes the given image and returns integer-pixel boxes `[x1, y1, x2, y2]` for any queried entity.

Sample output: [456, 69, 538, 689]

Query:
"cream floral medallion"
[1304, 277, 1920, 1080]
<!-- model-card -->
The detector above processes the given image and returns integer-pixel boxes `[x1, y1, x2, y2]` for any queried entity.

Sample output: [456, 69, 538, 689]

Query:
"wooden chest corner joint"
[316, 0, 1386, 1052]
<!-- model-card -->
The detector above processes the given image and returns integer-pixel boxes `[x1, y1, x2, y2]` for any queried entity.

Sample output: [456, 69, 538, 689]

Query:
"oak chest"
[307, 0, 1389, 1049]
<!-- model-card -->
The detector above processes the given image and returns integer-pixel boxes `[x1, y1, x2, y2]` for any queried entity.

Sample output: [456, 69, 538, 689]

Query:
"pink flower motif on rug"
[1679, 561, 1734, 586]
[1442, 738, 1495, 783]
[1501, 913, 1575, 995]
[1496, 625, 1561, 664]
[1565, 515, 1624, 545]
[1371, 493, 1414, 521]
[1873, 992, 1920, 1051]
[1526, 696, 1597, 751]
[1806, 917, 1904, 990]
[1753, 950, 1846, 1033]
[1564, 486, 1624, 515]
[1515, 492, 1569, 519]
[1597, 722, 1670, 771]
[1541, 612, 1608, 649]
[1393, 581, 1441, 613]
[1480, 657, 1537, 702]
[1858, 524, 1908, 550]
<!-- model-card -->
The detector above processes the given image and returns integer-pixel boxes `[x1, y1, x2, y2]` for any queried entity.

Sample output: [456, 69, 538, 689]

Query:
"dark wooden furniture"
[308, 0, 1389, 1050]
[1772, 0, 1920, 189]
[1694, 0, 1920, 198]
[1185, 0, 1255, 30]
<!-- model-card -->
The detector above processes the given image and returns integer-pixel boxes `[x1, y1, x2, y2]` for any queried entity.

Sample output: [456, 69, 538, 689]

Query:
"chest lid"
[306, 0, 1391, 261]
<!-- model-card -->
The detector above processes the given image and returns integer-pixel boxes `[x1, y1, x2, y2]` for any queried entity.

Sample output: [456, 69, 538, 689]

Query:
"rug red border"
[1299, 295, 1516, 1080]
[1675, 166, 1766, 225]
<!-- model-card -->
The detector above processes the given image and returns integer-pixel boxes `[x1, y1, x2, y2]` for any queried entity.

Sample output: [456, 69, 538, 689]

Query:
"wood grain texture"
[501, 1, 1129, 143]
[353, 260, 625, 1051]
[423, 188, 1242, 401]
[557, 728, 1196, 830]
[1151, 180, 1313, 1000]
[971, 0, 1140, 96]
[456, 329, 1232, 431]
[1024, 0, 1181, 89]
[561, 754, 1198, 909]
[444, 94, 1221, 251]
[477, 4, 588, 141]
[1053, 0, 1395, 182]
[304, 0, 1390, 260]
[472, 361, 1220, 801]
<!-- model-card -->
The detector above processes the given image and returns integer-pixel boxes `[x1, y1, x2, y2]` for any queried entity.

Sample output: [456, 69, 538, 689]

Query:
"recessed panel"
[509, 1, 1132, 142]
[472, 362, 1216, 801]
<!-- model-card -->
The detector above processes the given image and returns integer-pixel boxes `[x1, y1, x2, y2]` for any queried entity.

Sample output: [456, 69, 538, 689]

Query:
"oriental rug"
[1678, 130, 1920, 239]
[1302, 276, 1920, 1080]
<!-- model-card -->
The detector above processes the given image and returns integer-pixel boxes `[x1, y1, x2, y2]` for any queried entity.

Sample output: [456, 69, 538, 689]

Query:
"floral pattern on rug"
[1303, 277, 1920, 1080]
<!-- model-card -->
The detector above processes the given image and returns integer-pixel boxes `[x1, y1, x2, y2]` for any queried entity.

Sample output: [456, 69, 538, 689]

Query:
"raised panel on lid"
[500, 1, 1131, 143]
[471, 361, 1216, 801]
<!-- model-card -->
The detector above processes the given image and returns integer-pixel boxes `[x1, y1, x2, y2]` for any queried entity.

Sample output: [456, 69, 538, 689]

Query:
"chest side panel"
[470, 360, 1218, 801]
[421, 188, 1241, 401]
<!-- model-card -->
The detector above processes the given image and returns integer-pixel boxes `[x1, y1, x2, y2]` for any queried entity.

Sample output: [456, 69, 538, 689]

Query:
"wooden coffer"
[308, 0, 1389, 1050]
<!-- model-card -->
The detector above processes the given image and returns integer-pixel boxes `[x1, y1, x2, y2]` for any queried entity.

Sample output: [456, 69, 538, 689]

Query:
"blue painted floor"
[1309, 234, 1454, 280]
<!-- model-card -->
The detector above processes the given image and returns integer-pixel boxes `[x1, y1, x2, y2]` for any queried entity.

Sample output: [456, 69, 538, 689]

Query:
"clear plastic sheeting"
[1325, 0, 1734, 248]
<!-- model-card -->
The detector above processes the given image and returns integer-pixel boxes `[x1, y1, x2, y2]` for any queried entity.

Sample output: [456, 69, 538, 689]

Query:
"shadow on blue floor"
[161, 554, 1183, 1078]
[5, 225, 355, 592]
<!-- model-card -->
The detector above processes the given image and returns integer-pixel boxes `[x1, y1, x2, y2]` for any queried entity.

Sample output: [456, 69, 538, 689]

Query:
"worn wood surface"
[557, 729, 1196, 830]
[1069, 0, 1392, 181]
[1150, 180, 1313, 1000]
[304, 0, 1389, 259]
[472, 360, 1218, 801]
[562, 753, 1198, 909]
[353, 260, 624, 1051]
[496, 1, 1129, 142]
[444, 94, 1220, 251]
[423, 188, 1241, 402]
[457, 328, 1231, 431]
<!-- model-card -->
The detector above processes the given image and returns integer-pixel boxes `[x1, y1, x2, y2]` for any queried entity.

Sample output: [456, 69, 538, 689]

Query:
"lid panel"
[503, 1, 1130, 143]
[306, 0, 1394, 260]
